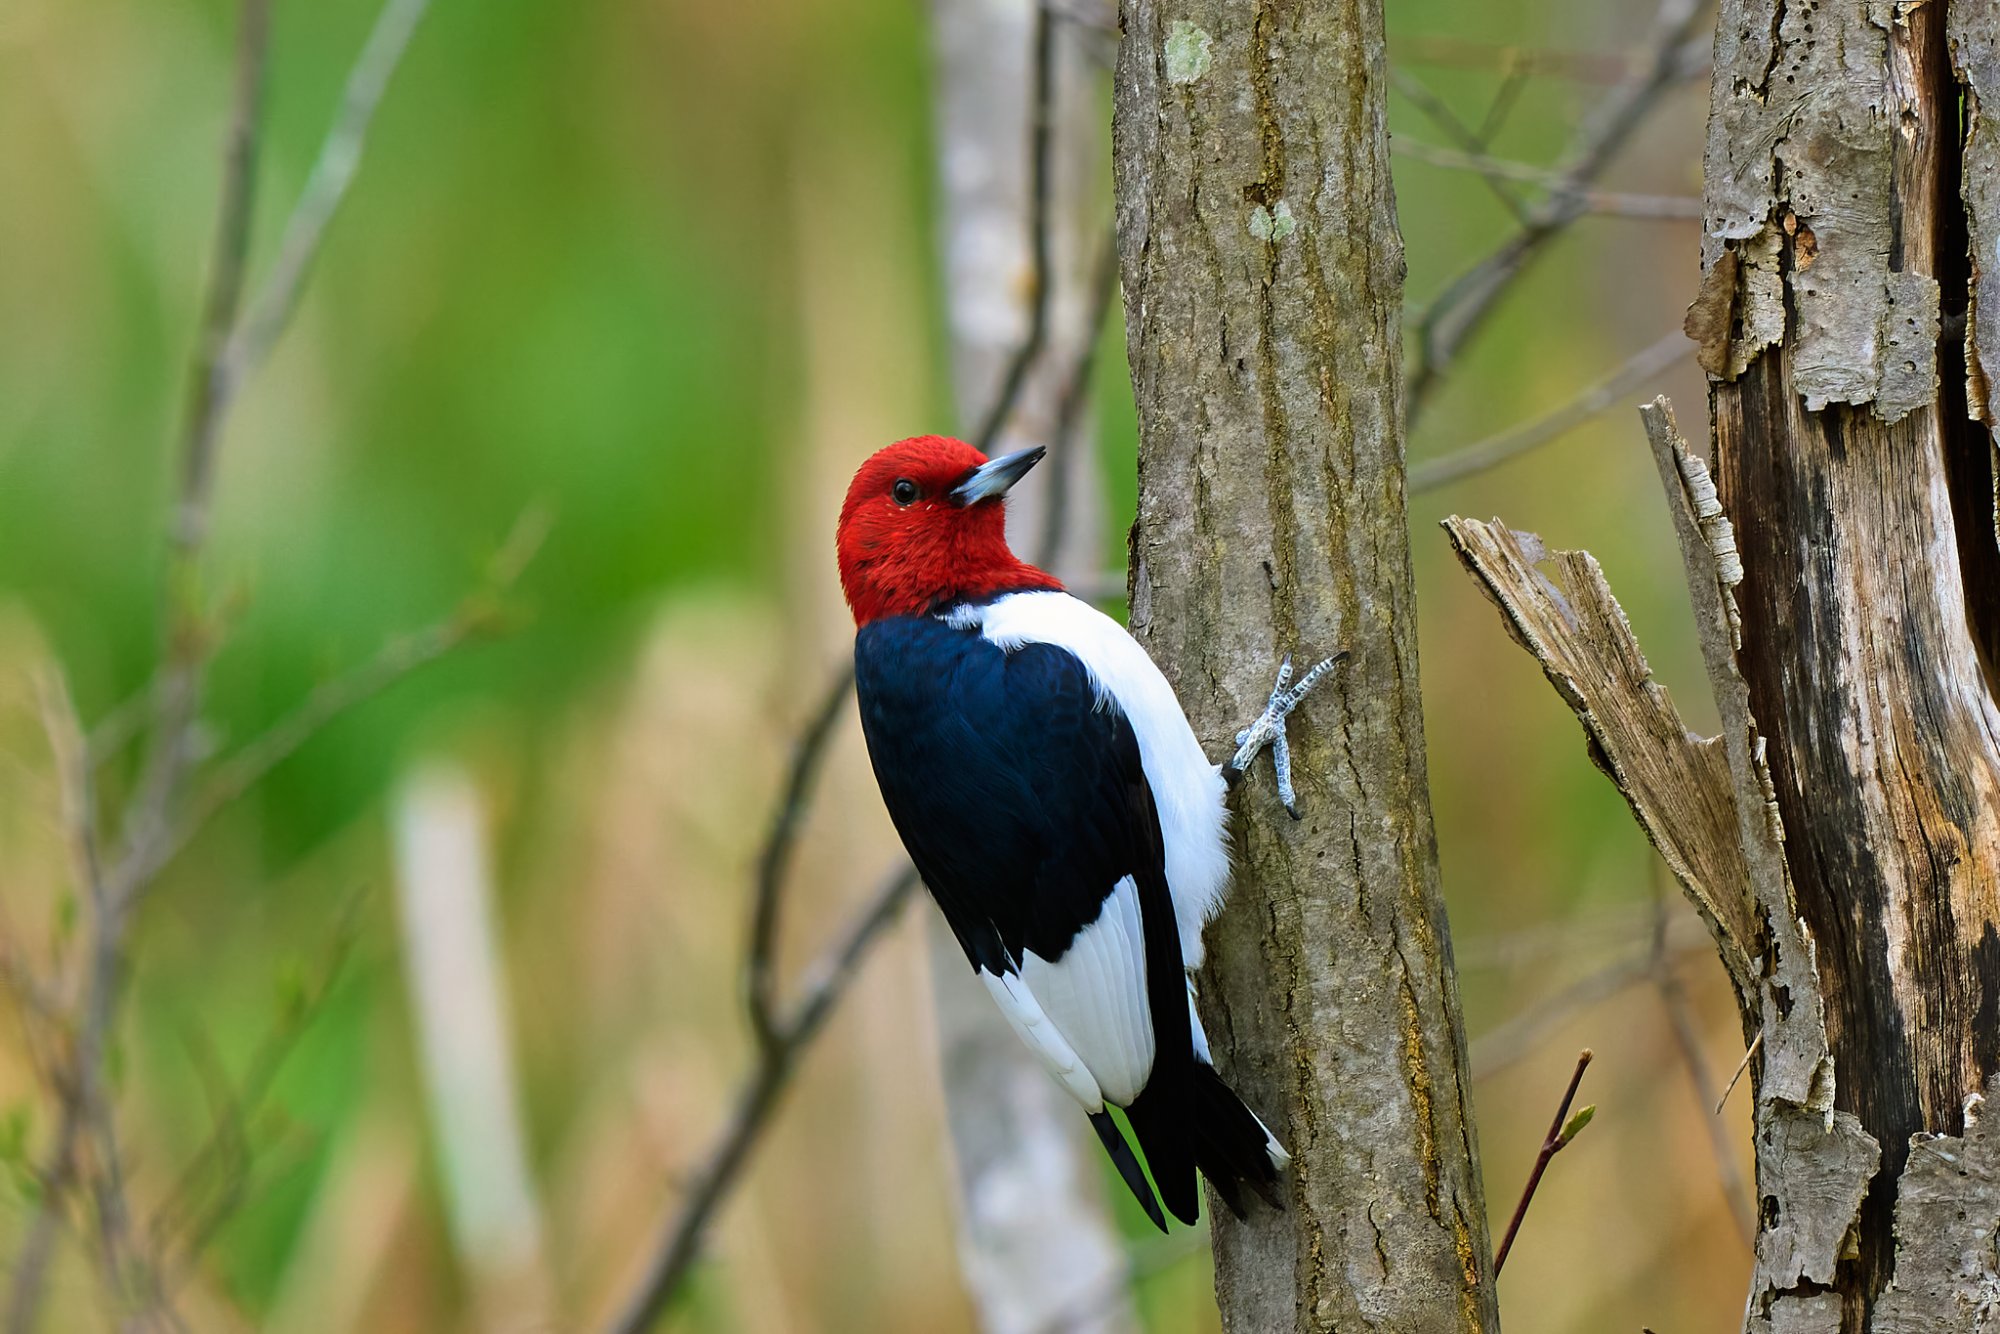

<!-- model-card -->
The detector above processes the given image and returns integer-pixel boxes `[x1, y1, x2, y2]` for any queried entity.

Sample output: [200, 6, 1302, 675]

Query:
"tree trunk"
[1113, 2, 1498, 1330]
[1695, 0, 2000, 1326]
[1442, 4, 2000, 1330]
[925, 3, 1136, 1331]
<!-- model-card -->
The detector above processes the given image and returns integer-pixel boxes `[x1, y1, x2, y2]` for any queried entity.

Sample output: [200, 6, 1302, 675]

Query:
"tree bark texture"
[926, 3, 1135, 1331]
[1692, 0, 2000, 1326]
[1441, 2, 2000, 1328]
[1113, 3, 1497, 1330]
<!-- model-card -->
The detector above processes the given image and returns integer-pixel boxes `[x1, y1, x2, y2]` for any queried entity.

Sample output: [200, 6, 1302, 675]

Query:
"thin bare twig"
[1034, 227, 1119, 570]
[148, 890, 367, 1277]
[221, 0, 435, 389]
[1410, 329, 1688, 493]
[34, 675, 110, 931]
[1392, 32, 1705, 85]
[1473, 61, 1532, 148]
[744, 665, 858, 1053]
[1492, 1049, 1594, 1277]
[1392, 139, 1703, 220]
[157, 508, 547, 876]
[1390, 71, 1529, 223]
[16, 676, 136, 1321]
[1453, 906, 1655, 972]
[5, 5, 274, 1326]
[602, 864, 922, 1334]
[166, 0, 275, 570]
[1405, 0, 1712, 426]
[970, 1, 1056, 456]
[607, 12, 1093, 1326]
[7, 0, 442, 1325]
[1649, 877, 1754, 1247]
[1471, 914, 1708, 1081]
[1715, 1029, 1763, 1115]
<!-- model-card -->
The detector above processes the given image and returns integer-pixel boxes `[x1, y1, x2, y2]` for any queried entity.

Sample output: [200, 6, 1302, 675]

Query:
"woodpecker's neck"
[841, 534, 1062, 626]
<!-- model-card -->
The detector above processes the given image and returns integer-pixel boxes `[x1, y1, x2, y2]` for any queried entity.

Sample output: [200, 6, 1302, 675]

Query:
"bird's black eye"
[892, 478, 920, 506]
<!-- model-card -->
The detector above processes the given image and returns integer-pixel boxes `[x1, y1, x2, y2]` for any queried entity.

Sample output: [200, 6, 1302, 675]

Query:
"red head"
[836, 435, 1062, 625]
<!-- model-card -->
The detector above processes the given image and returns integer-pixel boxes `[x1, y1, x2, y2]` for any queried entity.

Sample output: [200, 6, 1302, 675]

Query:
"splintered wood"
[1445, 397, 2000, 1333]
[1439, 516, 1758, 1003]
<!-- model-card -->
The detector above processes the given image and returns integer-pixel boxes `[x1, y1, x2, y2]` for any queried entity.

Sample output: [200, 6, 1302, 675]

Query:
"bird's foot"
[1224, 651, 1347, 819]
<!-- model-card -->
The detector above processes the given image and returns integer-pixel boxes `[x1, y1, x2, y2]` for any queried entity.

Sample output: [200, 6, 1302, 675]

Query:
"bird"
[835, 433, 1340, 1230]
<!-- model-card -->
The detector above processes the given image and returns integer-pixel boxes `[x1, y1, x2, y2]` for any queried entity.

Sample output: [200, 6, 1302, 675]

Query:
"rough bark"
[1113, 2, 1497, 1330]
[1444, 5, 2000, 1316]
[1451, 379, 2000, 1330]
[926, 3, 1135, 1331]
[1396, 2, 2000, 1329]
[1445, 407, 1881, 1331]
[1692, 0, 2000, 1325]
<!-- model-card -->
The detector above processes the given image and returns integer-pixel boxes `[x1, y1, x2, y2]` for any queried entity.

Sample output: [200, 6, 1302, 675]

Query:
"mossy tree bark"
[1112, 2, 1497, 1329]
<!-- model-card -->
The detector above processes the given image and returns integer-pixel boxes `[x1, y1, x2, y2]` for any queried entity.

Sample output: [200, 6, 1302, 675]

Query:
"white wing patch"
[978, 967, 1105, 1111]
[1020, 876, 1156, 1106]
[969, 591, 1233, 969]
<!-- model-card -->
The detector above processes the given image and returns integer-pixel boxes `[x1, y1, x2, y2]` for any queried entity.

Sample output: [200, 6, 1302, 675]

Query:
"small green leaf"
[1557, 1104, 1596, 1148]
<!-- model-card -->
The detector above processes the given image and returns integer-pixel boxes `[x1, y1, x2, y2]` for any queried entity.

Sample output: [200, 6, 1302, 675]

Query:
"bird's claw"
[1225, 650, 1347, 818]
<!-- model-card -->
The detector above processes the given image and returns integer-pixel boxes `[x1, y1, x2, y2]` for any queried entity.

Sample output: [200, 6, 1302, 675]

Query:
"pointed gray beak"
[949, 446, 1046, 506]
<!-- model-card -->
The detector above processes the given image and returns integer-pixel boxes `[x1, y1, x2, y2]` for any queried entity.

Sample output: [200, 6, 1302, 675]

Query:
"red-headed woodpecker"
[836, 435, 1338, 1230]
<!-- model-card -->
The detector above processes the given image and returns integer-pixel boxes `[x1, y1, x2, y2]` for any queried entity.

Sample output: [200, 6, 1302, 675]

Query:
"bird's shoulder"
[854, 591, 1105, 706]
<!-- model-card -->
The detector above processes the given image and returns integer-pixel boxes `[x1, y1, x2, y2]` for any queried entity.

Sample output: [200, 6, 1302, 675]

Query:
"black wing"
[854, 614, 1200, 1223]
[854, 615, 1169, 969]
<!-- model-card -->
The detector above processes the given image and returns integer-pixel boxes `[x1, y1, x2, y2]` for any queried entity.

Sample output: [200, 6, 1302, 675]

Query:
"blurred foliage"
[0, 0, 1749, 1330]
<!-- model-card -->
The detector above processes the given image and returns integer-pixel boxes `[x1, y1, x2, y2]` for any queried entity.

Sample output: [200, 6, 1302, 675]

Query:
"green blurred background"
[0, 0, 1746, 1329]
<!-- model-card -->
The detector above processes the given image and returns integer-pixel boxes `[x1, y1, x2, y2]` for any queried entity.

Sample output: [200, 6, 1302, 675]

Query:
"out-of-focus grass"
[1, 0, 1752, 1329]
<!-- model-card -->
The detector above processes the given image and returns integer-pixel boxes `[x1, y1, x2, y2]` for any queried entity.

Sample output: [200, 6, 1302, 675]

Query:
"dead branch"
[1441, 516, 1760, 1000]
[1445, 399, 1886, 1327]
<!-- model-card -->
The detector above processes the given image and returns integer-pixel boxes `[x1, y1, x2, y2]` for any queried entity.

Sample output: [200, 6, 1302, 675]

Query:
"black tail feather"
[1088, 1110, 1167, 1233]
[1124, 1061, 1286, 1226]
[1124, 1081, 1200, 1225]
[1184, 1062, 1286, 1213]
